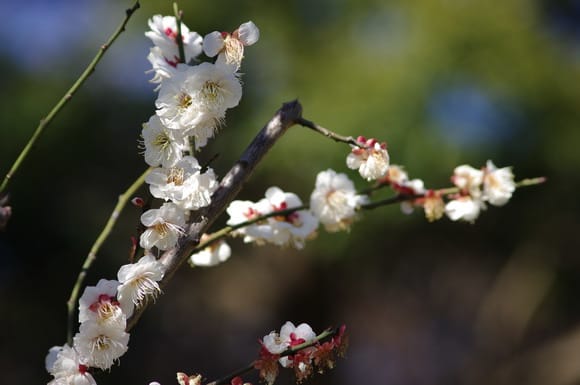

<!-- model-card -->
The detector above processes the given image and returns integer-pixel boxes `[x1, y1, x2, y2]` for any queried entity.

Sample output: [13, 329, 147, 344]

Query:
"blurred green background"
[1, 0, 579, 384]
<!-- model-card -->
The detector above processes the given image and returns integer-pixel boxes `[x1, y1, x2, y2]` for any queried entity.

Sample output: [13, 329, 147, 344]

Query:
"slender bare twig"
[66, 167, 151, 344]
[173, 2, 186, 64]
[0, 1, 141, 194]
[296, 117, 361, 147]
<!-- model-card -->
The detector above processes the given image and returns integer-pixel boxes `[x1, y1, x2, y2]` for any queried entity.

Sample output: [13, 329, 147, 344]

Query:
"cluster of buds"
[379, 160, 516, 223]
[255, 322, 348, 385]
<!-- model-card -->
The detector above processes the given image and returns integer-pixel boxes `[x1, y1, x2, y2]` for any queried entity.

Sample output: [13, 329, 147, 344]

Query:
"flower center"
[152, 132, 170, 150]
[326, 189, 347, 209]
[201, 80, 223, 104]
[177, 92, 193, 109]
[154, 222, 170, 236]
[167, 167, 185, 185]
[94, 335, 110, 351]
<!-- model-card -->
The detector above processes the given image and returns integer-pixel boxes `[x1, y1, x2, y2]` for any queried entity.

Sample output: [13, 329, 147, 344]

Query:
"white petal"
[203, 31, 224, 57]
[237, 21, 260, 46]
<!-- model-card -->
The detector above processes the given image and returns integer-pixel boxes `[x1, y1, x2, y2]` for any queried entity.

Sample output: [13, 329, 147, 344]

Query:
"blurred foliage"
[0, 0, 579, 384]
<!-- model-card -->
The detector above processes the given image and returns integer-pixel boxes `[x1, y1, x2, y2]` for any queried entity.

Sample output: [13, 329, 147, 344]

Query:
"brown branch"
[296, 117, 361, 147]
[126, 100, 303, 330]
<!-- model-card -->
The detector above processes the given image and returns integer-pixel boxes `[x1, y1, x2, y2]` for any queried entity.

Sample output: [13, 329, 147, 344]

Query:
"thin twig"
[0, 1, 141, 194]
[173, 2, 186, 64]
[66, 167, 151, 344]
[296, 117, 360, 147]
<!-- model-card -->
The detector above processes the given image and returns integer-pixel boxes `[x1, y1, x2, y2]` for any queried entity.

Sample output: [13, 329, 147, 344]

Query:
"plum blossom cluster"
[189, 169, 368, 265]
[140, 17, 260, 254]
[380, 160, 516, 223]
[146, 323, 347, 385]
[47, 14, 260, 383]
[46, 255, 165, 384]
[191, 135, 519, 267]
[256, 322, 348, 385]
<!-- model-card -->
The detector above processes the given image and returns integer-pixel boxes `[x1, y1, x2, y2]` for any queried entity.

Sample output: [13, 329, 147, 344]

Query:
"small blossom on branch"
[451, 164, 484, 198]
[310, 169, 367, 233]
[177, 372, 202, 385]
[482, 160, 515, 206]
[78, 279, 124, 328]
[145, 15, 203, 68]
[73, 321, 130, 370]
[117, 254, 166, 317]
[346, 136, 390, 181]
[46, 344, 96, 385]
[203, 21, 260, 70]
[155, 63, 242, 148]
[255, 323, 348, 385]
[145, 156, 218, 210]
[141, 114, 188, 168]
[189, 234, 231, 267]
[444, 194, 485, 223]
[140, 203, 186, 251]
[227, 188, 318, 249]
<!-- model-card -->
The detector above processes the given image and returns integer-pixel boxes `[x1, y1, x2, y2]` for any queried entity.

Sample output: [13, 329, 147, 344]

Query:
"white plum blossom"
[262, 321, 317, 369]
[346, 137, 390, 181]
[155, 62, 242, 144]
[227, 188, 319, 248]
[140, 203, 186, 251]
[262, 321, 316, 356]
[445, 195, 485, 223]
[310, 169, 367, 232]
[203, 21, 260, 70]
[177, 373, 203, 385]
[145, 156, 218, 210]
[262, 187, 319, 249]
[384, 164, 409, 185]
[73, 322, 130, 371]
[46, 345, 96, 385]
[189, 236, 231, 267]
[225, 200, 277, 244]
[451, 164, 483, 197]
[117, 254, 166, 317]
[78, 279, 125, 329]
[146, 46, 177, 87]
[482, 160, 515, 206]
[141, 114, 188, 168]
[145, 15, 202, 67]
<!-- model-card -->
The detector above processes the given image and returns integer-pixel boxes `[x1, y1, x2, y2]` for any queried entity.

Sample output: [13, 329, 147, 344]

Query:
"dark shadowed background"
[1, 0, 579, 384]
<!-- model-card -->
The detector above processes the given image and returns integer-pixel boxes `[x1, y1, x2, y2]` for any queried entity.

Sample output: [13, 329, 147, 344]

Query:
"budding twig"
[206, 327, 339, 385]
[296, 117, 361, 147]
[66, 167, 151, 345]
[193, 176, 548, 254]
[0, 0, 141, 195]
[173, 2, 186, 64]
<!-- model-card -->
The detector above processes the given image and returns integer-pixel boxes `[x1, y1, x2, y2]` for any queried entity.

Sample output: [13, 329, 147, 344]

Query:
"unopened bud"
[131, 197, 145, 207]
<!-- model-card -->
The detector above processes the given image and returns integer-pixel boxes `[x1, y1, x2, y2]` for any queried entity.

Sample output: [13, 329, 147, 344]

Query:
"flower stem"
[0, 1, 140, 195]
[173, 2, 186, 64]
[66, 167, 151, 345]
